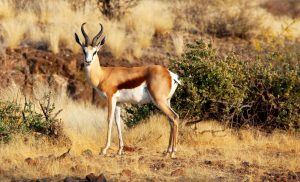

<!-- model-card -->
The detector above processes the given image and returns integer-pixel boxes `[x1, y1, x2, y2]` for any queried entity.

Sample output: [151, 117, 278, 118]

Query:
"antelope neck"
[85, 55, 102, 88]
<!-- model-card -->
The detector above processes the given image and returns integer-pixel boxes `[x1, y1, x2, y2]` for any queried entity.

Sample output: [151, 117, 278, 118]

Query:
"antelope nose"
[85, 60, 91, 65]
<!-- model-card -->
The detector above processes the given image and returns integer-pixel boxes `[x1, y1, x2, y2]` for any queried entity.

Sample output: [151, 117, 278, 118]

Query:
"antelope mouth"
[84, 61, 91, 66]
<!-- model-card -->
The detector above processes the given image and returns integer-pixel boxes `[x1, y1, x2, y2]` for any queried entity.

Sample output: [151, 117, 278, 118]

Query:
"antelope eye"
[93, 52, 96, 56]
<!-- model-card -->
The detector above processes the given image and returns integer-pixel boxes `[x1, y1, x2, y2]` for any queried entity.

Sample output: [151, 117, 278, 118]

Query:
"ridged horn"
[92, 24, 103, 46]
[81, 22, 90, 46]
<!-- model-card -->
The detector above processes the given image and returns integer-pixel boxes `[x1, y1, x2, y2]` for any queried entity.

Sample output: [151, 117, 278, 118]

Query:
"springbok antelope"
[75, 23, 181, 158]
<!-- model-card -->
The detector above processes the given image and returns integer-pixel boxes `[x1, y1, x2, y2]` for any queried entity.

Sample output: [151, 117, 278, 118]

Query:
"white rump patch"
[168, 70, 180, 99]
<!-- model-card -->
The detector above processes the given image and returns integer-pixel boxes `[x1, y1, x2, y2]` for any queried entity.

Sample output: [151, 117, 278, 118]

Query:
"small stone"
[121, 169, 132, 177]
[204, 160, 212, 165]
[241, 161, 250, 168]
[96, 174, 107, 182]
[48, 154, 56, 160]
[86, 173, 96, 181]
[171, 169, 185, 176]
[82, 149, 93, 158]
[123, 145, 136, 152]
[86, 173, 107, 182]
[64, 177, 77, 182]
[138, 156, 145, 161]
[296, 171, 300, 178]
[25, 157, 38, 166]
[57, 148, 71, 160]
[150, 161, 166, 171]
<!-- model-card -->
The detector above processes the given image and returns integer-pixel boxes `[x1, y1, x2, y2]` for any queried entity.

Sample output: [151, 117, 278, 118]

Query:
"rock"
[64, 177, 80, 182]
[86, 173, 97, 181]
[123, 145, 136, 152]
[138, 156, 145, 161]
[25, 157, 39, 166]
[82, 149, 93, 158]
[64, 58, 77, 72]
[96, 174, 107, 182]
[241, 161, 250, 168]
[150, 161, 166, 171]
[48, 154, 56, 160]
[171, 169, 185, 176]
[204, 160, 212, 165]
[36, 177, 52, 182]
[70, 165, 85, 172]
[121, 169, 132, 177]
[296, 172, 300, 178]
[86, 173, 107, 182]
[50, 74, 68, 93]
[57, 148, 71, 160]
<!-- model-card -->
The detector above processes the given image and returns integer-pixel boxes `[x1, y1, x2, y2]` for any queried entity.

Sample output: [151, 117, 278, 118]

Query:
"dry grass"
[0, 84, 299, 180]
[104, 21, 127, 58]
[0, 0, 174, 57]
[0, 110, 299, 180]
[173, 0, 300, 42]
[0, 0, 14, 20]
[171, 34, 184, 56]
[183, 121, 300, 171]
[1, 0, 299, 58]
[1, 19, 27, 48]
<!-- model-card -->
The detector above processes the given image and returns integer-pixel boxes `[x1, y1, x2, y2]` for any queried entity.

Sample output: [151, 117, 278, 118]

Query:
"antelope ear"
[75, 33, 82, 46]
[100, 36, 106, 45]
[97, 37, 106, 50]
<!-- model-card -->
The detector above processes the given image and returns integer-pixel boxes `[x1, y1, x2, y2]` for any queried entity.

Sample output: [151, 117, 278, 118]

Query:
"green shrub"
[125, 39, 300, 130]
[171, 40, 300, 130]
[0, 93, 63, 142]
[171, 41, 247, 122]
[125, 104, 157, 128]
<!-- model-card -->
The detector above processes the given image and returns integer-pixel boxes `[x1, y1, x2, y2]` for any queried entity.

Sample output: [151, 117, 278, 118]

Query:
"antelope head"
[75, 23, 106, 66]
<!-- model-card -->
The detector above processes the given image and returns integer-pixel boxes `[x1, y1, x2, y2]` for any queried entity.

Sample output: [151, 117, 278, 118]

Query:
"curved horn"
[81, 22, 90, 46]
[92, 24, 103, 46]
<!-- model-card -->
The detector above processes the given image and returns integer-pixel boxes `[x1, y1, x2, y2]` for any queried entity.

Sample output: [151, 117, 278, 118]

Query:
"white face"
[83, 46, 98, 66]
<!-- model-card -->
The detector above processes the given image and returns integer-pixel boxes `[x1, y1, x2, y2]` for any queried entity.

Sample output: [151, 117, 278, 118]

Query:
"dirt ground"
[1, 119, 299, 182]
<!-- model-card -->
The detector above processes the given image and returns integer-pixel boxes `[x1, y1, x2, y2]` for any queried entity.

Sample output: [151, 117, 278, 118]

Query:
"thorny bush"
[0, 93, 63, 142]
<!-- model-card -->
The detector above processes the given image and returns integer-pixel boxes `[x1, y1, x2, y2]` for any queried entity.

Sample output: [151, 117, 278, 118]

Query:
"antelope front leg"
[102, 96, 116, 155]
[114, 106, 124, 155]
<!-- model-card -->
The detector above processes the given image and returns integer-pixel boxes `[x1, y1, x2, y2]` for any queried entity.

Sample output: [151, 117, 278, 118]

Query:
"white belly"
[114, 82, 152, 104]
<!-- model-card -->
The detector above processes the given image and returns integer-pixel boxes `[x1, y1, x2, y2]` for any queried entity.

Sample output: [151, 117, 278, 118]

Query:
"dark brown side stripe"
[117, 75, 147, 90]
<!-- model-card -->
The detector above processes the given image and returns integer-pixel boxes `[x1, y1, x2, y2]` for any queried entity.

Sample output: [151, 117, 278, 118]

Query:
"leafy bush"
[171, 40, 300, 130]
[126, 40, 300, 130]
[0, 93, 63, 142]
[125, 104, 157, 128]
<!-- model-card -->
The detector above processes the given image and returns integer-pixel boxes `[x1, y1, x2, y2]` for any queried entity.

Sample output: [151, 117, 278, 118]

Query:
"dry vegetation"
[1, 95, 299, 180]
[0, 0, 300, 181]
[0, 0, 300, 57]
[0, 0, 174, 58]
[0, 84, 299, 181]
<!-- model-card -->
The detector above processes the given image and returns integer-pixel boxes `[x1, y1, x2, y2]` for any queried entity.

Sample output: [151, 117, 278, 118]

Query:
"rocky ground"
[1, 118, 299, 182]
[5, 146, 300, 182]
